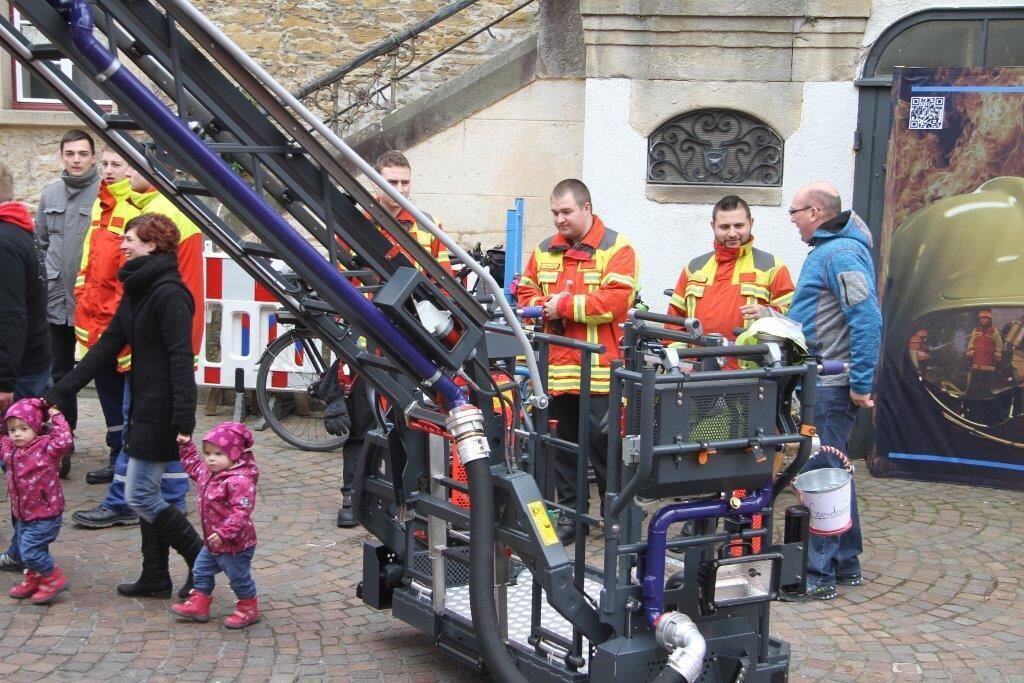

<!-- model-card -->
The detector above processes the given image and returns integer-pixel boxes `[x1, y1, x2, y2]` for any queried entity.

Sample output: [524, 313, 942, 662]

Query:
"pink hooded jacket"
[1, 399, 74, 522]
[179, 422, 259, 553]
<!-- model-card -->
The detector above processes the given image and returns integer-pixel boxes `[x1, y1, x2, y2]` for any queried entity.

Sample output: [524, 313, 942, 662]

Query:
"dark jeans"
[801, 385, 863, 588]
[549, 393, 610, 516]
[193, 546, 256, 599]
[49, 324, 78, 430]
[10, 515, 63, 574]
[13, 368, 52, 401]
[93, 361, 125, 464]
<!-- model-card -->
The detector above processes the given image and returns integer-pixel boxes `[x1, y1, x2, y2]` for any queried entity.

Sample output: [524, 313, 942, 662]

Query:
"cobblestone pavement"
[0, 395, 1021, 681]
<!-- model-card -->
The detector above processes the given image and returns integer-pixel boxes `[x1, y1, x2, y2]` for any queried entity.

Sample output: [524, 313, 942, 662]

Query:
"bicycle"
[254, 315, 348, 452]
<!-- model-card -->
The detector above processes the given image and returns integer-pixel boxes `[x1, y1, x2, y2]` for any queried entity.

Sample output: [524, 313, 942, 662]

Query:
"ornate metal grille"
[647, 109, 783, 187]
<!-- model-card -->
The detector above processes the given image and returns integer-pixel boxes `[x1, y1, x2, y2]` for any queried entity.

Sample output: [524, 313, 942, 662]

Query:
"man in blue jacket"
[786, 181, 882, 601]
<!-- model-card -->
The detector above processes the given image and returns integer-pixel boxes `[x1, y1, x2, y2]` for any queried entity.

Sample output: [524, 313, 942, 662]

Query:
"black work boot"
[72, 505, 139, 528]
[117, 520, 172, 598]
[336, 490, 358, 528]
[152, 506, 203, 599]
[86, 463, 115, 485]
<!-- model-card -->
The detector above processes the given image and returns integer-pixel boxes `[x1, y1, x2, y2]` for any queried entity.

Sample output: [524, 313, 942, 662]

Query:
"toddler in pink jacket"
[170, 422, 260, 628]
[1, 398, 74, 604]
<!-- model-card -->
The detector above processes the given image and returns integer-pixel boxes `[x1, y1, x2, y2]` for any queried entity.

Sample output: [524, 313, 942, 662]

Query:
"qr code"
[909, 96, 945, 130]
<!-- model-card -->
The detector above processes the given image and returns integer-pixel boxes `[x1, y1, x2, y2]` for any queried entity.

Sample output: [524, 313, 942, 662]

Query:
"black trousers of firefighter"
[549, 393, 609, 518]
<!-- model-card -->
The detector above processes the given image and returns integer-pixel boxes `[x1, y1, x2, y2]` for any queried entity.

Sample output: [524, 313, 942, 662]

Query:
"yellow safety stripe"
[739, 283, 771, 301]
[669, 292, 687, 311]
[74, 326, 90, 344]
[602, 272, 636, 288]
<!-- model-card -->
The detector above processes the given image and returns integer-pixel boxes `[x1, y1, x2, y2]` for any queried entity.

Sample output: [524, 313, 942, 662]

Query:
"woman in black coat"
[45, 213, 203, 598]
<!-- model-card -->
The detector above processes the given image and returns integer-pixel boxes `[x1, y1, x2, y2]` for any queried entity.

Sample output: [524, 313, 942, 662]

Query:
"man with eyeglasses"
[784, 181, 881, 602]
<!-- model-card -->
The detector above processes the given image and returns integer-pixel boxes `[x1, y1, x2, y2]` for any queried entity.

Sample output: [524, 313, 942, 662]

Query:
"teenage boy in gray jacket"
[36, 130, 100, 436]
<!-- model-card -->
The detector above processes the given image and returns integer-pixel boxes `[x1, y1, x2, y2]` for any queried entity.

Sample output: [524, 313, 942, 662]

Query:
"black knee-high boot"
[152, 506, 203, 599]
[117, 520, 173, 597]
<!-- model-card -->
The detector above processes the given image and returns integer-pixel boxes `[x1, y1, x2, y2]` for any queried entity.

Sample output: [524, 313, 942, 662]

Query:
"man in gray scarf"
[35, 129, 100, 442]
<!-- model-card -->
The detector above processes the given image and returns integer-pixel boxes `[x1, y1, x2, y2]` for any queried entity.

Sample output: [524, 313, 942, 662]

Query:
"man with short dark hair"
[785, 180, 881, 601]
[333, 151, 454, 528]
[668, 194, 794, 344]
[70, 146, 139, 520]
[517, 178, 638, 544]
[36, 129, 101, 434]
[370, 150, 453, 276]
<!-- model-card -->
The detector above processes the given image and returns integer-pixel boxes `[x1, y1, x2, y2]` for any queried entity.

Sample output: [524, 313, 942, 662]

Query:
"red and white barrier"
[198, 243, 282, 389]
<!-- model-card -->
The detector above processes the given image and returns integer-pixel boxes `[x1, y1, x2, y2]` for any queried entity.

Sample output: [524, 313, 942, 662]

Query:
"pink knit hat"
[4, 398, 46, 434]
[202, 422, 254, 462]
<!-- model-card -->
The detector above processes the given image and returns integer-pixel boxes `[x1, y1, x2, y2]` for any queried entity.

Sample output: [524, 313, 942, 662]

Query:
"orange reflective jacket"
[668, 238, 794, 340]
[518, 215, 638, 395]
[74, 178, 140, 365]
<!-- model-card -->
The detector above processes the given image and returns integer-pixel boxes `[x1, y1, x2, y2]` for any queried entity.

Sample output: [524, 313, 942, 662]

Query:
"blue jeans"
[14, 368, 52, 400]
[11, 516, 62, 574]
[124, 458, 177, 523]
[192, 546, 256, 599]
[103, 382, 188, 515]
[802, 385, 863, 588]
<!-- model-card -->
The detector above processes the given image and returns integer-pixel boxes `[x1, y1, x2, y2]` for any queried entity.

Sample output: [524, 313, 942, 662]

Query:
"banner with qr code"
[870, 67, 1024, 491]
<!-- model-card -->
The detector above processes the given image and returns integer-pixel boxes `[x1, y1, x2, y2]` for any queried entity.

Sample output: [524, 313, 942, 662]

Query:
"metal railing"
[292, 0, 537, 135]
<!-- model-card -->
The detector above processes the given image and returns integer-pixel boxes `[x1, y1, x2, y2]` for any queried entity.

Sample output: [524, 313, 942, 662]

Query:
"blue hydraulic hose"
[641, 481, 773, 626]
[61, 0, 467, 408]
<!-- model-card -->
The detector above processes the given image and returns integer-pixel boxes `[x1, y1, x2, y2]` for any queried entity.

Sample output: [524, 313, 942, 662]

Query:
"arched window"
[647, 109, 783, 187]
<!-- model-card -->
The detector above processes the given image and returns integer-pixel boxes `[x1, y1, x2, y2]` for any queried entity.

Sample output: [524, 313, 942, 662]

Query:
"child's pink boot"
[170, 590, 212, 622]
[30, 566, 68, 604]
[223, 597, 260, 629]
[9, 569, 40, 599]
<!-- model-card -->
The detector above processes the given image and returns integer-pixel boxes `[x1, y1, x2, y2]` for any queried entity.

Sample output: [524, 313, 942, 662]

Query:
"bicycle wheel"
[255, 329, 347, 451]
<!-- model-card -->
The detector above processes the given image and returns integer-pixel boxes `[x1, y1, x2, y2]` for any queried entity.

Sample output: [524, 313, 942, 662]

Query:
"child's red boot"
[223, 597, 260, 629]
[170, 589, 212, 622]
[9, 569, 41, 599]
[30, 566, 68, 604]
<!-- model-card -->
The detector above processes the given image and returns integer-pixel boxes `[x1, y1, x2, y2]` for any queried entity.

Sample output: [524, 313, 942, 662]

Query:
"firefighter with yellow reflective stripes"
[74, 147, 139, 491]
[667, 195, 794, 351]
[517, 179, 638, 544]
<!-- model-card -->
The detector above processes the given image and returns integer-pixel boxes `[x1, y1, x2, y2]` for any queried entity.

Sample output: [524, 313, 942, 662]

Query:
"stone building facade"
[0, 0, 537, 208]
[3, 0, 1021, 304]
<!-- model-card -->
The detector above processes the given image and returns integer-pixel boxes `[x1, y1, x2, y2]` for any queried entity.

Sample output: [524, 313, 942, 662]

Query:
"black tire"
[255, 329, 347, 451]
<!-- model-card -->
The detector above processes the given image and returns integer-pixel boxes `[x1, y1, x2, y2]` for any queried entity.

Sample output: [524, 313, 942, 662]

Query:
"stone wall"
[0, 0, 538, 206]
[403, 78, 585, 251]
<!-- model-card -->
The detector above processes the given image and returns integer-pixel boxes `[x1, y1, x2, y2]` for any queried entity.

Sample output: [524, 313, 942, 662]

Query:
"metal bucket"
[792, 468, 852, 536]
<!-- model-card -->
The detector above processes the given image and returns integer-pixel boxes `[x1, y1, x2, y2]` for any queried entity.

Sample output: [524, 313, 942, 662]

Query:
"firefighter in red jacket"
[668, 195, 794, 348]
[518, 179, 638, 544]
[966, 308, 1003, 397]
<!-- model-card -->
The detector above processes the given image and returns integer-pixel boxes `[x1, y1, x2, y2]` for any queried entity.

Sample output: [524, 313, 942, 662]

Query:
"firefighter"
[965, 308, 1004, 398]
[73, 147, 140, 497]
[518, 178, 638, 544]
[667, 194, 794, 346]
[366, 150, 453, 277]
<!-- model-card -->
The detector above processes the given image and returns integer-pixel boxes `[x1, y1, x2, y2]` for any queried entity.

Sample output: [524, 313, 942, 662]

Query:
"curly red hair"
[124, 213, 180, 254]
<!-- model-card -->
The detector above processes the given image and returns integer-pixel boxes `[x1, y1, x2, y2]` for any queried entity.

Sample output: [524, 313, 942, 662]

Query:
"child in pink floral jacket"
[1, 398, 74, 604]
[170, 422, 260, 628]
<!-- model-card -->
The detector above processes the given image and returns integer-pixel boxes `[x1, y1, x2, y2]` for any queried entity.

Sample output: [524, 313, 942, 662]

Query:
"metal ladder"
[1, 0, 496, 416]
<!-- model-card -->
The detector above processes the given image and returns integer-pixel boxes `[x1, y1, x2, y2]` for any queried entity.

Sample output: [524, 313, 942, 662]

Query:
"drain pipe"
[651, 612, 706, 683]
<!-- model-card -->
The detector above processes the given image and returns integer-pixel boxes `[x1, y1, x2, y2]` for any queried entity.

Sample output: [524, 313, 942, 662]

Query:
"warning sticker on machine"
[527, 501, 560, 546]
